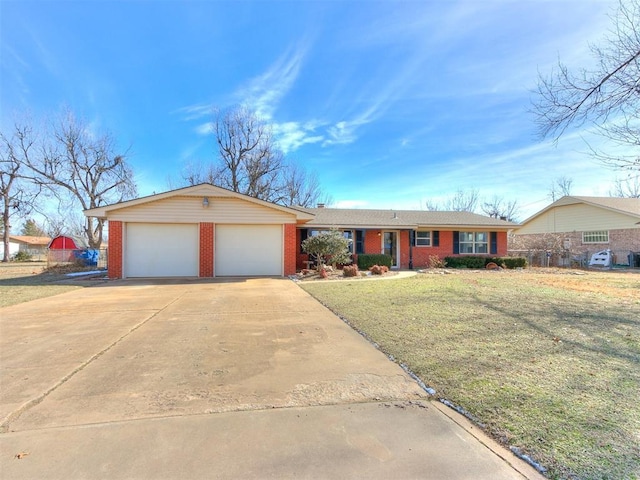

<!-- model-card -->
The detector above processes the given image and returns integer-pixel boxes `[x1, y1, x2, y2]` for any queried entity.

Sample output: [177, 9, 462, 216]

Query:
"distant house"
[511, 196, 640, 266]
[0, 236, 51, 260]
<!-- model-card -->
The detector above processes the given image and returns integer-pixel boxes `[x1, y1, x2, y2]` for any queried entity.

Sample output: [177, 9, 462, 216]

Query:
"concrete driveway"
[0, 278, 543, 479]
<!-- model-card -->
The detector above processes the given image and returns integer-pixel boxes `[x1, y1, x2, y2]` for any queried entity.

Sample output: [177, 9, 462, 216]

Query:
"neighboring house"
[511, 196, 640, 266]
[9, 235, 51, 260]
[84, 184, 516, 279]
[0, 239, 20, 259]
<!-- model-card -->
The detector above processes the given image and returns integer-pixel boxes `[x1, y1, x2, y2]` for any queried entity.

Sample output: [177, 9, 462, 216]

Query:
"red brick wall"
[364, 230, 382, 255]
[108, 221, 123, 279]
[284, 224, 297, 275]
[199, 223, 214, 277]
[294, 228, 509, 270]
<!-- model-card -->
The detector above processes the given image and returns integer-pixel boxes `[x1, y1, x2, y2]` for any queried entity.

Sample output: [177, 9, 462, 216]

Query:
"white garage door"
[215, 225, 282, 276]
[125, 223, 199, 277]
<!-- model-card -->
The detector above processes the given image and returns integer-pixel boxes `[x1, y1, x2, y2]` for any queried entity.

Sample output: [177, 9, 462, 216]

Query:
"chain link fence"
[47, 248, 108, 270]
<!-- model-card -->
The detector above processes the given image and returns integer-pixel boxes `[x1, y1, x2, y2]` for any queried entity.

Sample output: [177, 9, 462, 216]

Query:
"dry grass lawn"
[301, 268, 640, 480]
[0, 262, 105, 308]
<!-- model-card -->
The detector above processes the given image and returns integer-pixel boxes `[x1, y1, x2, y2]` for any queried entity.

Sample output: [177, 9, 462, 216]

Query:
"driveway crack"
[0, 293, 187, 433]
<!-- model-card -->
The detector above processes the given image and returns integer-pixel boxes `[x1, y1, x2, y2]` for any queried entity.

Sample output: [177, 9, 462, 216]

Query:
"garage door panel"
[125, 223, 198, 277]
[215, 225, 282, 276]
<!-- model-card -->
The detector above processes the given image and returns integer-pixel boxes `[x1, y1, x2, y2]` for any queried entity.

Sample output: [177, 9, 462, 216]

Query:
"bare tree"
[610, 174, 640, 197]
[445, 189, 479, 212]
[534, 0, 640, 171]
[549, 176, 574, 201]
[481, 195, 520, 222]
[177, 105, 328, 207]
[213, 106, 285, 203]
[19, 110, 137, 248]
[0, 123, 40, 261]
[281, 163, 324, 207]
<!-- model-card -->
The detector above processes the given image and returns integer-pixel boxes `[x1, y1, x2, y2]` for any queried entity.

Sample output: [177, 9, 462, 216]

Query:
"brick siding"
[199, 223, 214, 277]
[295, 228, 509, 271]
[511, 228, 640, 266]
[108, 220, 123, 279]
[283, 224, 297, 276]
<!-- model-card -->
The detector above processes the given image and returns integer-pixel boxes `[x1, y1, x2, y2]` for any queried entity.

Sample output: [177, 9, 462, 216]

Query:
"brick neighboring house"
[511, 196, 640, 267]
[295, 207, 516, 271]
[84, 184, 517, 279]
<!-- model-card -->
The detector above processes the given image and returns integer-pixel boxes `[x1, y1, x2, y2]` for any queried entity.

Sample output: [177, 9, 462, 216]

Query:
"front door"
[382, 231, 399, 268]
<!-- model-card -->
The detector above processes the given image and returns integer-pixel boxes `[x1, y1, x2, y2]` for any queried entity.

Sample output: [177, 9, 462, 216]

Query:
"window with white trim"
[582, 231, 609, 243]
[459, 232, 489, 254]
[415, 231, 431, 246]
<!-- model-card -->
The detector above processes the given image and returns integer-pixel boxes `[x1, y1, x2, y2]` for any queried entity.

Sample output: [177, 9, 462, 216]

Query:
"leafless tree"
[281, 163, 325, 207]
[534, 0, 640, 172]
[446, 189, 479, 212]
[549, 176, 574, 201]
[213, 106, 285, 202]
[177, 105, 327, 207]
[18, 110, 137, 248]
[610, 174, 640, 196]
[0, 123, 40, 261]
[481, 195, 520, 222]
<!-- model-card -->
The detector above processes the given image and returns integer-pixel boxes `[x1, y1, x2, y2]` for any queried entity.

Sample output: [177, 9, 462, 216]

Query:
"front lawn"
[301, 269, 640, 480]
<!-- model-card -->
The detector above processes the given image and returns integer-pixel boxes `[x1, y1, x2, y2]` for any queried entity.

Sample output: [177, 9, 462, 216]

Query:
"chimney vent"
[317, 203, 325, 208]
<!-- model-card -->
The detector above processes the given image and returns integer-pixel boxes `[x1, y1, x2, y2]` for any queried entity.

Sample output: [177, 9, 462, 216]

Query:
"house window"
[583, 231, 609, 243]
[459, 232, 489, 254]
[415, 231, 431, 246]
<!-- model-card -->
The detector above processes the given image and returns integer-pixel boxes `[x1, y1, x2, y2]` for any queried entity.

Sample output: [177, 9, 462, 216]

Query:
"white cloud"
[195, 121, 213, 136]
[235, 45, 307, 119]
[272, 121, 324, 153]
[175, 103, 212, 121]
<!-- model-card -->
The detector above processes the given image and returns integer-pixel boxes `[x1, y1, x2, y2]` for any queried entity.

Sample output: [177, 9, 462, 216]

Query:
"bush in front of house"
[357, 254, 392, 270]
[342, 265, 359, 277]
[13, 251, 33, 262]
[428, 255, 447, 268]
[369, 264, 389, 275]
[301, 228, 352, 271]
[444, 256, 528, 269]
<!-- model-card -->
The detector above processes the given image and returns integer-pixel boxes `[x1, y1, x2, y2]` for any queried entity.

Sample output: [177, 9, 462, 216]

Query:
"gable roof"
[520, 196, 640, 226]
[83, 184, 314, 221]
[8, 235, 51, 246]
[298, 207, 517, 230]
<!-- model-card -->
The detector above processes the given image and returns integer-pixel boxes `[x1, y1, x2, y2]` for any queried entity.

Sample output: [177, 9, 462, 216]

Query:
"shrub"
[444, 256, 486, 269]
[369, 264, 389, 275]
[13, 251, 33, 262]
[444, 256, 528, 269]
[301, 229, 352, 271]
[502, 257, 528, 269]
[428, 255, 447, 268]
[357, 254, 392, 270]
[342, 265, 359, 277]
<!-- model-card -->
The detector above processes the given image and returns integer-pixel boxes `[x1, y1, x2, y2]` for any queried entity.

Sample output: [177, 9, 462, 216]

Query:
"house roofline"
[83, 183, 315, 221]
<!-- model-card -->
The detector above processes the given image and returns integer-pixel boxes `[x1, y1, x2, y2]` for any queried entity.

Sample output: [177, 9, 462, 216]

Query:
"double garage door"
[124, 223, 283, 277]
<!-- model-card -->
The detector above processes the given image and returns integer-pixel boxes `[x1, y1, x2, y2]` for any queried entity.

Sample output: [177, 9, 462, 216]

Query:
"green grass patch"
[301, 271, 640, 480]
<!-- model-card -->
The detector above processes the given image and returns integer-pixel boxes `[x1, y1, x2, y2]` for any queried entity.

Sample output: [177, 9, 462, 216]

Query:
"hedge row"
[357, 253, 393, 270]
[443, 256, 527, 269]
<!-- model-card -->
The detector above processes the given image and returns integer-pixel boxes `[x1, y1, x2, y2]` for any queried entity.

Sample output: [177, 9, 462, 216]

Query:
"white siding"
[109, 196, 297, 224]
[517, 204, 640, 234]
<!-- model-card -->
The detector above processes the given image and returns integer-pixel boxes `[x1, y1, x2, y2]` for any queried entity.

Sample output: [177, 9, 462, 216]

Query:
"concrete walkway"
[0, 278, 544, 479]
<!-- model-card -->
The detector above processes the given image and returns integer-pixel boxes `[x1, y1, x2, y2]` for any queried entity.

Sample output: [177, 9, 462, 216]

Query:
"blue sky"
[1, 0, 623, 220]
